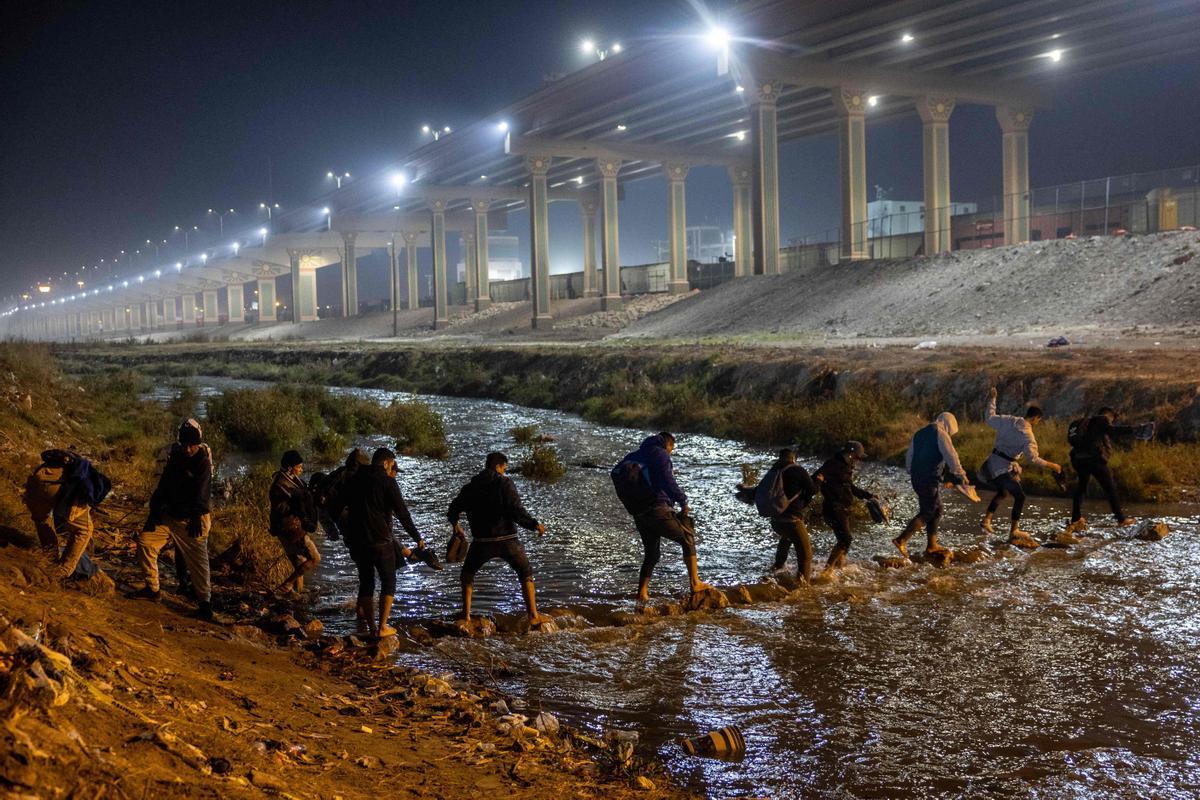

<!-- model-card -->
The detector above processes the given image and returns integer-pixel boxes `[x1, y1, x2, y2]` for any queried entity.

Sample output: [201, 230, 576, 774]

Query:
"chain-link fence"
[788, 164, 1200, 268]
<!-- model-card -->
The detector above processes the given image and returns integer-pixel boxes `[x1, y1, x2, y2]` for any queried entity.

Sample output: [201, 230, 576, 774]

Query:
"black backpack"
[1067, 417, 1090, 449]
[611, 459, 657, 515]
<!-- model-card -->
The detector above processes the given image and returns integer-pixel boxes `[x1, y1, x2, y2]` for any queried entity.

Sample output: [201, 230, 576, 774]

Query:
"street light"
[389, 172, 407, 191]
[326, 171, 351, 189]
[174, 225, 198, 250]
[258, 227, 269, 245]
[258, 202, 280, 220]
[421, 125, 451, 141]
[322, 207, 332, 231]
[208, 208, 235, 235]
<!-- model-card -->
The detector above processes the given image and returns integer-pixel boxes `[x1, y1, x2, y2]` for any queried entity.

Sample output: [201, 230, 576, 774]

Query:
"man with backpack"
[23, 448, 111, 578]
[1067, 407, 1147, 530]
[813, 441, 874, 573]
[135, 419, 215, 620]
[753, 449, 818, 582]
[269, 450, 321, 597]
[448, 452, 551, 629]
[894, 412, 972, 560]
[978, 388, 1062, 549]
[612, 432, 712, 603]
[335, 447, 428, 638]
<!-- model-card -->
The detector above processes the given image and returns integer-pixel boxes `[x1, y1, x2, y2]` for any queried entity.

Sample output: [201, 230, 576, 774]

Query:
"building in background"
[456, 234, 525, 283]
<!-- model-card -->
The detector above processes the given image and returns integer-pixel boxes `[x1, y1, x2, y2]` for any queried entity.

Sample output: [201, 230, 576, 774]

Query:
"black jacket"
[1071, 415, 1137, 463]
[814, 453, 872, 510]
[775, 463, 817, 520]
[149, 443, 212, 521]
[447, 469, 538, 541]
[268, 470, 316, 540]
[340, 464, 420, 547]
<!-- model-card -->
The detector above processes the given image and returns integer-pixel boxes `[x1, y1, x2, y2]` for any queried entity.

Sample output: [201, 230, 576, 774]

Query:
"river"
[185, 378, 1200, 799]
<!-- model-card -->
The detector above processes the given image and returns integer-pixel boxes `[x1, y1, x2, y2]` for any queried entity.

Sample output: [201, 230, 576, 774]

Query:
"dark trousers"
[634, 505, 696, 584]
[1071, 457, 1126, 522]
[770, 517, 812, 581]
[986, 472, 1026, 522]
[822, 504, 852, 566]
[461, 537, 533, 584]
[351, 541, 397, 598]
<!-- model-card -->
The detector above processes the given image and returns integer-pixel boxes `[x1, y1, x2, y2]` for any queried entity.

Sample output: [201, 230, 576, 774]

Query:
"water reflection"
[170, 377, 1200, 799]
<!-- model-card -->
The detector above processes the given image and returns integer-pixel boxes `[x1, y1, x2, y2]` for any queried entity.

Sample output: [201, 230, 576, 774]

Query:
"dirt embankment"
[0, 347, 692, 800]
[618, 231, 1200, 342]
[75, 340, 1200, 443]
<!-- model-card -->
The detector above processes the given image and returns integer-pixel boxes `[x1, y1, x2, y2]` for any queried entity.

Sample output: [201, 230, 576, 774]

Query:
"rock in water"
[1136, 521, 1170, 541]
[684, 587, 729, 612]
[534, 711, 560, 735]
[918, 549, 954, 569]
[301, 619, 324, 640]
[874, 555, 909, 570]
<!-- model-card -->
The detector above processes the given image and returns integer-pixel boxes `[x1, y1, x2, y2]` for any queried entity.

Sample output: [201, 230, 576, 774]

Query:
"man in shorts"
[448, 452, 551, 628]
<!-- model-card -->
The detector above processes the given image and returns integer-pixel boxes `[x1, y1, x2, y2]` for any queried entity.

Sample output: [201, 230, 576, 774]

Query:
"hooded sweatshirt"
[447, 468, 539, 541]
[983, 396, 1051, 479]
[906, 412, 968, 484]
[149, 443, 212, 521]
[620, 435, 687, 509]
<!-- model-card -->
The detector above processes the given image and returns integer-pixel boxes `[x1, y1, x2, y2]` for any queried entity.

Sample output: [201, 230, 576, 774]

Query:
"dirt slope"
[617, 231, 1200, 341]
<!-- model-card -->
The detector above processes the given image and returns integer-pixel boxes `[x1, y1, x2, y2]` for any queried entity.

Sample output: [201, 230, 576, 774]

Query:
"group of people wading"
[24, 388, 1151, 636]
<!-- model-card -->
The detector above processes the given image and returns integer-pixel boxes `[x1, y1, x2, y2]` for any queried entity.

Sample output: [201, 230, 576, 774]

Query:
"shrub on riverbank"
[205, 385, 448, 461]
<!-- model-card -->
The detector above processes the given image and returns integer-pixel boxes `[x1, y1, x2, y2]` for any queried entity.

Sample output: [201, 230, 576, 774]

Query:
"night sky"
[3, 1, 1198, 304]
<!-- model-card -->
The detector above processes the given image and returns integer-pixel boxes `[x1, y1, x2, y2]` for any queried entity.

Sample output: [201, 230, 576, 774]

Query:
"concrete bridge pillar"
[258, 277, 277, 322]
[402, 231, 419, 311]
[201, 291, 218, 326]
[461, 229, 476, 302]
[917, 95, 956, 255]
[340, 233, 358, 317]
[429, 200, 449, 329]
[729, 165, 753, 277]
[525, 155, 554, 329]
[751, 80, 782, 275]
[227, 284, 245, 323]
[288, 251, 318, 322]
[580, 197, 599, 298]
[181, 294, 196, 326]
[143, 301, 155, 330]
[664, 161, 691, 293]
[834, 88, 870, 261]
[597, 158, 623, 311]
[997, 106, 1034, 245]
[387, 238, 400, 315]
[471, 200, 492, 311]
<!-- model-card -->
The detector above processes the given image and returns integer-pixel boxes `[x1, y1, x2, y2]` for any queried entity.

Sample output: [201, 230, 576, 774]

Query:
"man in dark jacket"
[813, 440, 874, 572]
[616, 433, 712, 602]
[135, 419, 215, 620]
[448, 452, 550, 628]
[269, 450, 320, 597]
[1069, 407, 1141, 529]
[765, 449, 818, 582]
[338, 447, 426, 638]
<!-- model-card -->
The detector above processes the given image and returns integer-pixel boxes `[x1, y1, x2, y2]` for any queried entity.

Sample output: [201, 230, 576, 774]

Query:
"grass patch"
[516, 444, 567, 483]
[510, 425, 539, 445]
[204, 385, 448, 462]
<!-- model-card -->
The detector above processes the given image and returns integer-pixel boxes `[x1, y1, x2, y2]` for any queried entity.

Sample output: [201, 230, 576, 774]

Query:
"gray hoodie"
[906, 412, 968, 484]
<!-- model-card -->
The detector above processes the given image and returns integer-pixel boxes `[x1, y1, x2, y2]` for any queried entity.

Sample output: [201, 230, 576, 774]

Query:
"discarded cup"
[680, 725, 745, 758]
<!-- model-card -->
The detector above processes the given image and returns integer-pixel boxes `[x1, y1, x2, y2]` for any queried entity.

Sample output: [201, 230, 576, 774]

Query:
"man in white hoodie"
[895, 412, 972, 560]
[979, 387, 1062, 548]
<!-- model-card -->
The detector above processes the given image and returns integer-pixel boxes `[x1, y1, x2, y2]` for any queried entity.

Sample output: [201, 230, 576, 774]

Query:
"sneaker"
[130, 587, 162, 602]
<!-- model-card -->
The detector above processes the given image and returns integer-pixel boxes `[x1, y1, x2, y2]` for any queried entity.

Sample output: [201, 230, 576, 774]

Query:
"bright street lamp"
[259, 202, 279, 220]
[581, 38, 621, 60]
[208, 208, 235, 235]
[322, 207, 332, 231]
[421, 125, 451, 141]
[326, 171, 351, 189]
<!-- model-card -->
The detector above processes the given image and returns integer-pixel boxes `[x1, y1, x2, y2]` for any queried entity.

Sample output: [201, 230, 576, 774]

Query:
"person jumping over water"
[894, 412, 971, 560]
[813, 441, 875, 573]
[612, 433, 713, 603]
[979, 387, 1062, 549]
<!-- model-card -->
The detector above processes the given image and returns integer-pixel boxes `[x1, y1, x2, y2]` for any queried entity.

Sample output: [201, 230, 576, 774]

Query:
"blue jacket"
[621, 435, 687, 508]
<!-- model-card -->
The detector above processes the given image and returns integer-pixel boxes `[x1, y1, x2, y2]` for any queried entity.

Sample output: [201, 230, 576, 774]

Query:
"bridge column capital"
[917, 95, 956, 124]
[469, 198, 491, 214]
[524, 155, 553, 176]
[833, 87, 869, 118]
[662, 162, 691, 183]
[996, 105, 1034, 133]
[595, 158, 622, 180]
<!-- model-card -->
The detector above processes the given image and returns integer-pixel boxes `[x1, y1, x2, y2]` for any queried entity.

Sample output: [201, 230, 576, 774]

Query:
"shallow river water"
[188, 379, 1200, 799]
